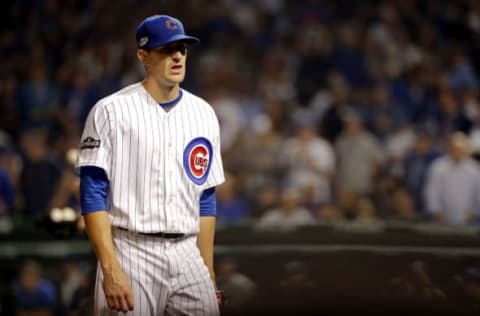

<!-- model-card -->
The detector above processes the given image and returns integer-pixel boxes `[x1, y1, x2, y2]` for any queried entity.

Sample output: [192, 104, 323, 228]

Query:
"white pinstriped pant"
[94, 228, 219, 316]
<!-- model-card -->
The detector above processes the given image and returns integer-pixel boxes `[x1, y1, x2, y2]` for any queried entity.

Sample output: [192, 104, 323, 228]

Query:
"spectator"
[389, 188, 420, 223]
[332, 23, 370, 88]
[316, 204, 345, 224]
[12, 260, 58, 316]
[18, 127, 62, 218]
[256, 188, 314, 231]
[447, 49, 479, 93]
[60, 260, 84, 310]
[68, 270, 92, 316]
[453, 267, 480, 314]
[217, 173, 250, 224]
[19, 63, 58, 125]
[258, 50, 297, 104]
[352, 196, 381, 224]
[403, 129, 440, 212]
[59, 259, 92, 315]
[335, 109, 385, 196]
[424, 132, 480, 225]
[389, 260, 447, 310]
[208, 86, 247, 157]
[334, 189, 358, 221]
[216, 257, 256, 315]
[238, 114, 283, 197]
[48, 168, 80, 214]
[250, 184, 279, 219]
[371, 172, 404, 219]
[276, 260, 319, 315]
[434, 89, 473, 136]
[316, 72, 352, 143]
[366, 83, 408, 141]
[280, 116, 335, 206]
[295, 23, 333, 105]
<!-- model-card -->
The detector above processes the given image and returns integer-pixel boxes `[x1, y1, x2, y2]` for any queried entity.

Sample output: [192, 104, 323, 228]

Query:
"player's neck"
[142, 78, 180, 104]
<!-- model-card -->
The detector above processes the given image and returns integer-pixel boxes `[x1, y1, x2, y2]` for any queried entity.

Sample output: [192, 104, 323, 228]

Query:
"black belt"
[115, 226, 185, 239]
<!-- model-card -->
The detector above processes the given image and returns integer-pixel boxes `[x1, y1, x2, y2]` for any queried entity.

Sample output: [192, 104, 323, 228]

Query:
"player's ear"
[137, 49, 149, 65]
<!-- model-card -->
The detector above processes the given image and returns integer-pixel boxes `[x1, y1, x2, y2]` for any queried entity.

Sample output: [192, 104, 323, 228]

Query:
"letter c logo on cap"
[165, 19, 178, 30]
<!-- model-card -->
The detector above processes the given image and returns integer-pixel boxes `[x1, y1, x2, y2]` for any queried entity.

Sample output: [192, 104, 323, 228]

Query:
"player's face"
[141, 41, 188, 86]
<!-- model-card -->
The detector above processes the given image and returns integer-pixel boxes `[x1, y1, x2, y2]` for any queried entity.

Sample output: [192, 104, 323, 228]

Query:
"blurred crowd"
[2, 0, 480, 233]
[5, 255, 479, 316]
[3, 258, 93, 316]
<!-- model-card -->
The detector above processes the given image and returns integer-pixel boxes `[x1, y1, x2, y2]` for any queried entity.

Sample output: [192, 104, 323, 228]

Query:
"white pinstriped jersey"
[76, 82, 225, 234]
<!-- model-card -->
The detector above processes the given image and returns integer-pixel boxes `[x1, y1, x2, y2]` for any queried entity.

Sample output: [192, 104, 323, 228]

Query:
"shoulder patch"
[80, 137, 101, 150]
[183, 137, 213, 185]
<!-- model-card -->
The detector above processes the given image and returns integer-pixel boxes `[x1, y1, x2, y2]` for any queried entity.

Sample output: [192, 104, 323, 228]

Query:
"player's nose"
[172, 50, 183, 60]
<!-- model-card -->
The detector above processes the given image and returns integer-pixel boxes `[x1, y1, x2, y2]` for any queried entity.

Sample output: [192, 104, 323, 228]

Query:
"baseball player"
[76, 15, 225, 315]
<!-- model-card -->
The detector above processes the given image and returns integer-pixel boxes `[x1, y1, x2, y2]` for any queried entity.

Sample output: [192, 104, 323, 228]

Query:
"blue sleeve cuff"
[200, 187, 216, 216]
[80, 166, 109, 215]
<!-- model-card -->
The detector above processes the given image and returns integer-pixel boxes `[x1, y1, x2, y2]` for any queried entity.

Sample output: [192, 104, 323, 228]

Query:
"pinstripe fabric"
[94, 229, 219, 316]
[76, 82, 225, 233]
[76, 82, 224, 315]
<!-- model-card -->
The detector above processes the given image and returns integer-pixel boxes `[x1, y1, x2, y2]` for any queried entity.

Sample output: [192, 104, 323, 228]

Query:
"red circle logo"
[165, 19, 178, 30]
[183, 137, 213, 185]
[189, 145, 209, 178]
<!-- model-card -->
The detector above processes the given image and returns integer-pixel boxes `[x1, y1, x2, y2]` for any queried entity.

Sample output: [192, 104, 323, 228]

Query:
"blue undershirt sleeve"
[199, 187, 217, 216]
[80, 166, 109, 215]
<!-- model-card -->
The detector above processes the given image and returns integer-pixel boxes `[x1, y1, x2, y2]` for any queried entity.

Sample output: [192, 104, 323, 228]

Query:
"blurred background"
[1, 0, 480, 315]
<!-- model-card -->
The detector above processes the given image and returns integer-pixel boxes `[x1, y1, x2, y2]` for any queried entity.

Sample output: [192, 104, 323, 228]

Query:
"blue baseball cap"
[135, 15, 199, 49]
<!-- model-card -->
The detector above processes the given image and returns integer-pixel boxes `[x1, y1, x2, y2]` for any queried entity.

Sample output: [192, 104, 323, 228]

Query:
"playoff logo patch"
[183, 137, 213, 185]
[80, 136, 101, 150]
[139, 36, 149, 47]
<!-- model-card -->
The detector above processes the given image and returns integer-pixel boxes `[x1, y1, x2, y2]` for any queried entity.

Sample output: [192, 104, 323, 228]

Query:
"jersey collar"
[159, 89, 183, 108]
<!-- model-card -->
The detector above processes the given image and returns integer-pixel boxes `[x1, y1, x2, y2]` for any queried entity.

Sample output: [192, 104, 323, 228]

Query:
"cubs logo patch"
[80, 136, 101, 150]
[183, 137, 213, 185]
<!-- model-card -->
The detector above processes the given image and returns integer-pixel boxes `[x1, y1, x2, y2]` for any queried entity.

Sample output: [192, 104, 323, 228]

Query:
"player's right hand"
[102, 269, 135, 312]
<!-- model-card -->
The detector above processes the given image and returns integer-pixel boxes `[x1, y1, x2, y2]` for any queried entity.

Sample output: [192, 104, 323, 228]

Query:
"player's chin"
[167, 74, 185, 84]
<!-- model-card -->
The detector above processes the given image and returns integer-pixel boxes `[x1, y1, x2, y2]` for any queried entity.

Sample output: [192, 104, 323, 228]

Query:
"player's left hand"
[102, 268, 134, 312]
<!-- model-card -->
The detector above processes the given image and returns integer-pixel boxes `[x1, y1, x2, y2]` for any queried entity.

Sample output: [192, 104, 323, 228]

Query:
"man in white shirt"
[424, 132, 480, 225]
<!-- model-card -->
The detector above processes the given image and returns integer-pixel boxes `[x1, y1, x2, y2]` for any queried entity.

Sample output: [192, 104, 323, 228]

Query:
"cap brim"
[147, 34, 200, 49]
